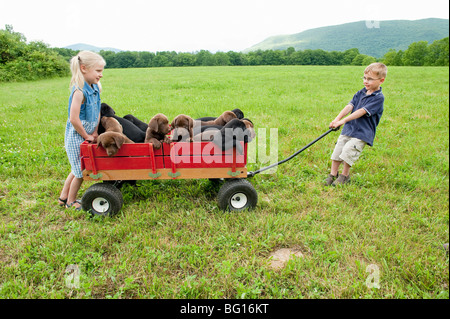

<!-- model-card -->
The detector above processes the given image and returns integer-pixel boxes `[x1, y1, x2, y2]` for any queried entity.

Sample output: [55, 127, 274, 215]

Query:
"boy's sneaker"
[332, 174, 350, 186]
[325, 174, 338, 186]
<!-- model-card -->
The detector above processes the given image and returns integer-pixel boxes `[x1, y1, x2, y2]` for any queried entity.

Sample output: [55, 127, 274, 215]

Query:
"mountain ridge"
[244, 18, 449, 57]
[63, 43, 122, 53]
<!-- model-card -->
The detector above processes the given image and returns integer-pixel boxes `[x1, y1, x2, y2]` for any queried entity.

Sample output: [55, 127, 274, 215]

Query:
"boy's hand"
[329, 119, 344, 129]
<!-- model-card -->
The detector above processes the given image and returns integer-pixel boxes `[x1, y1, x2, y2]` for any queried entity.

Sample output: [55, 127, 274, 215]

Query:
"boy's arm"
[330, 104, 367, 129]
[329, 104, 353, 128]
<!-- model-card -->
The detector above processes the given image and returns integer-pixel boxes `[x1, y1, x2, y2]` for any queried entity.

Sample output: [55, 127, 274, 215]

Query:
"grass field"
[0, 65, 448, 299]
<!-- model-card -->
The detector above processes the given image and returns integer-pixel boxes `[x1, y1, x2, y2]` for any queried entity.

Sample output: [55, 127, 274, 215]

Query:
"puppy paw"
[153, 141, 162, 149]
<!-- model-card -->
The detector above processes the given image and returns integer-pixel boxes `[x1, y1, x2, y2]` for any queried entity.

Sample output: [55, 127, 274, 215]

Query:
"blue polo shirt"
[341, 87, 384, 146]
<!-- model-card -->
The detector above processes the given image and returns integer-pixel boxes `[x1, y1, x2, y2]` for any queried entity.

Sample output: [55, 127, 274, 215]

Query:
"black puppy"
[123, 114, 148, 132]
[99, 103, 146, 143]
[208, 119, 254, 154]
[196, 108, 244, 121]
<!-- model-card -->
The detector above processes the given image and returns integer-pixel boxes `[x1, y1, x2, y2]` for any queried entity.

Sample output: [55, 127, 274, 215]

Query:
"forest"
[56, 37, 449, 69]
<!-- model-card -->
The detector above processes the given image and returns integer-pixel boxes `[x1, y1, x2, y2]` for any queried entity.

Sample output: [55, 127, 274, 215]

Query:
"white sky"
[1, 0, 448, 52]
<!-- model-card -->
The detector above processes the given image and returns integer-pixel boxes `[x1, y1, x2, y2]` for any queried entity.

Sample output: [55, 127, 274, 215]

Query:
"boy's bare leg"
[330, 160, 341, 176]
[342, 162, 351, 177]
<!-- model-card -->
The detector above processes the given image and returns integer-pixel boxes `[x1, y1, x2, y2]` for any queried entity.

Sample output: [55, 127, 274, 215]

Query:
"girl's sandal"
[58, 198, 67, 207]
[66, 200, 82, 211]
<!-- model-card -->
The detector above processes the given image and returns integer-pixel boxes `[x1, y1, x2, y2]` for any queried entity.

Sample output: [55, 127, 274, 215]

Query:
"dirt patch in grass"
[269, 248, 304, 270]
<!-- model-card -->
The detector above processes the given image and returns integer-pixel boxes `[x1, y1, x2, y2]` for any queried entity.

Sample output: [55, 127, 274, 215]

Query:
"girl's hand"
[85, 134, 95, 143]
[92, 131, 99, 143]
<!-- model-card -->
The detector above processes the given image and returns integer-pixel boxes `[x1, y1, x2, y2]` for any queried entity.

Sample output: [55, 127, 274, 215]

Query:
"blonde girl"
[58, 51, 106, 210]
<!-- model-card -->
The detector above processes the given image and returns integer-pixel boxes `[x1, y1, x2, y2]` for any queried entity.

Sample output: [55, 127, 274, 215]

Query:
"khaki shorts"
[331, 135, 366, 166]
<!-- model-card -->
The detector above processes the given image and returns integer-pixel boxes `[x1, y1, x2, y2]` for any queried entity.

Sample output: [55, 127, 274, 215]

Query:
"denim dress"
[64, 82, 101, 178]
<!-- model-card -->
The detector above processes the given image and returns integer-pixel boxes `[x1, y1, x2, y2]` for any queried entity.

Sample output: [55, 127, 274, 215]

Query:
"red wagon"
[80, 140, 257, 215]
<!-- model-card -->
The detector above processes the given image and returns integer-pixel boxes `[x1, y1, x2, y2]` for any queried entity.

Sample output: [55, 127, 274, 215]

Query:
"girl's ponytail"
[70, 55, 85, 91]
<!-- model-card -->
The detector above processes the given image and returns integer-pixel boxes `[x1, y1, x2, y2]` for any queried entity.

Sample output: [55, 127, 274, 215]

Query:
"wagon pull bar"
[247, 127, 339, 177]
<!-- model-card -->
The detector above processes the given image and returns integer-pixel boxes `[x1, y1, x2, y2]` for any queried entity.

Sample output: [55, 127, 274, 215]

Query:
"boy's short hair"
[365, 62, 387, 79]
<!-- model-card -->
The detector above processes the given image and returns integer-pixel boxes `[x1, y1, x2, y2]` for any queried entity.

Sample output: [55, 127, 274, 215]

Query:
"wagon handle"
[247, 128, 338, 177]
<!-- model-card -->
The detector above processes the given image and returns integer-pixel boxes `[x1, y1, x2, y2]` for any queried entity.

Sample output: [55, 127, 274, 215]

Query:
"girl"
[58, 51, 106, 210]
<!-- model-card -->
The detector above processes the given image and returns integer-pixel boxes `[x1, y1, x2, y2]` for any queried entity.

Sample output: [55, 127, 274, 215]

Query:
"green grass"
[0, 66, 448, 299]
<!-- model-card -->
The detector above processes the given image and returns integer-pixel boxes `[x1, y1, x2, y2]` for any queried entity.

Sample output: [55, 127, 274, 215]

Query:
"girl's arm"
[69, 90, 95, 142]
[92, 116, 100, 142]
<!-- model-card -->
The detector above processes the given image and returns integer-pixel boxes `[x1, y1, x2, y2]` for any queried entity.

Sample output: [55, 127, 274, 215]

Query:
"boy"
[325, 62, 387, 186]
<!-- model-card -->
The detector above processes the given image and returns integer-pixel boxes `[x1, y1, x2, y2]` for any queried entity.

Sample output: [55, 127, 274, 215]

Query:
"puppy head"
[232, 108, 245, 119]
[97, 132, 126, 157]
[170, 114, 194, 142]
[148, 113, 170, 135]
[100, 103, 116, 117]
[217, 111, 237, 126]
[222, 119, 255, 144]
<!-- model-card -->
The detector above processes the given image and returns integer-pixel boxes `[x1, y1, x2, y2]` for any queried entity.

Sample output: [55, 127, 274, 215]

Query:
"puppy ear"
[188, 117, 194, 140]
[113, 134, 125, 149]
[149, 118, 158, 132]
[96, 135, 103, 149]
[170, 118, 176, 130]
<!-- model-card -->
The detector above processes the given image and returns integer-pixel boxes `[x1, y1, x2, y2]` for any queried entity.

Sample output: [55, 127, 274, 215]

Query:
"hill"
[64, 43, 122, 53]
[244, 18, 449, 57]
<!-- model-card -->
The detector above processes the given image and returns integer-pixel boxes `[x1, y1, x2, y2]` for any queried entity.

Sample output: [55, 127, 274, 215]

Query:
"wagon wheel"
[217, 179, 258, 211]
[81, 183, 124, 216]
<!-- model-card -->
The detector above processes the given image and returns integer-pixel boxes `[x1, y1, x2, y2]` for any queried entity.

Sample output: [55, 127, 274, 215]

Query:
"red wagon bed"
[81, 140, 248, 180]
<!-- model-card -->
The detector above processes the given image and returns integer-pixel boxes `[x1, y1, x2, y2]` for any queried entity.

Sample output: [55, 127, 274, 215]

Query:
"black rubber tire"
[81, 183, 124, 216]
[217, 179, 258, 211]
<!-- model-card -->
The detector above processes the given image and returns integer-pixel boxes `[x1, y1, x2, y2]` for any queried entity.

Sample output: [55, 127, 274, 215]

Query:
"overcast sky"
[1, 0, 448, 52]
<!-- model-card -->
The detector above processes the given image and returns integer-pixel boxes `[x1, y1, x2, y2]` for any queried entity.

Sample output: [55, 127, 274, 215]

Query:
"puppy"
[192, 124, 221, 142]
[198, 119, 255, 154]
[196, 108, 244, 121]
[170, 114, 194, 142]
[99, 103, 146, 143]
[97, 132, 134, 157]
[144, 113, 171, 149]
[123, 114, 148, 132]
[101, 116, 122, 133]
[241, 118, 256, 140]
[199, 110, 237, 126]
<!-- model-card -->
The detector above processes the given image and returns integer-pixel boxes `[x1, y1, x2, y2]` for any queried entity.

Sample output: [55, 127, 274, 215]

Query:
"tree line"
[382, 37, 449, 66]
[51, 36, 450, 69]
[1, 24, 448, 82]
[55, 47, 377, 68]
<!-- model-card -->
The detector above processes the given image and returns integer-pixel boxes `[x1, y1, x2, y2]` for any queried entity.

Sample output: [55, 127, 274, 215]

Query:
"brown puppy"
[101, 116, 123, 133]
[171, 114, 194, 142]
[97, 132, 134, 157]
[145, 113, 171, 149]
[242, 119, 256, 140]
[200, 111, 237, 126]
